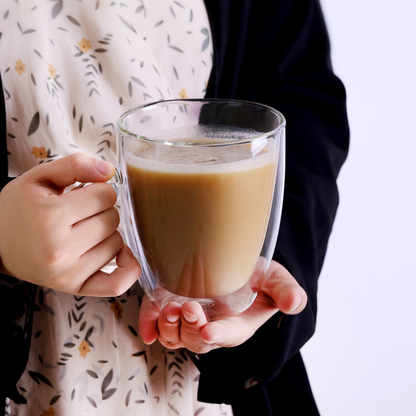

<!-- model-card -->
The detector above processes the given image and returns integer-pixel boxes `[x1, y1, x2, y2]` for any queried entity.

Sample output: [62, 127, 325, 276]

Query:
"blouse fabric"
[0, 1, 232, 415]
[1, 0, 212, 176]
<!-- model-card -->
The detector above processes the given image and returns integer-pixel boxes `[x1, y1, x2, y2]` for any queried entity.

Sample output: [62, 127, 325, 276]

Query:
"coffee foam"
[147, 124, 263, 142]
[125, 125, 276, 174]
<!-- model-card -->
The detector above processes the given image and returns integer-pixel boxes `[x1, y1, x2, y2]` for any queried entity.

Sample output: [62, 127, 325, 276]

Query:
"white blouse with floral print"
[0, 1, 233, 415]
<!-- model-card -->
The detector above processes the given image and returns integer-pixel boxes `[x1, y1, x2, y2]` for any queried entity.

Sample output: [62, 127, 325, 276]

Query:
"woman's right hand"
[0, 152, 141, 296]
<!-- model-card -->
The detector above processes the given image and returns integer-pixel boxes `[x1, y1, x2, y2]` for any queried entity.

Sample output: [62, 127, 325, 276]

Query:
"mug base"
[146, 280, 258, 319]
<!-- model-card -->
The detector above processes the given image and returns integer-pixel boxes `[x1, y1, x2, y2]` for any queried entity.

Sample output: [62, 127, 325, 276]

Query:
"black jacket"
[0, 0, 349, 414]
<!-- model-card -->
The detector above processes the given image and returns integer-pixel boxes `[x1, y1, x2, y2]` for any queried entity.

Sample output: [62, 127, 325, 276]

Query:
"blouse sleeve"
[194, 0, 349, 404]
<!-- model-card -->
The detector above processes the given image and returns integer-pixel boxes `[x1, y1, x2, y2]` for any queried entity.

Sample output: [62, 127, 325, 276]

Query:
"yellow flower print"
[48, 63, 57, 78]
[179, 88, 188, 99]
[39, 407, 59, 416]
[31, 146, 47, 159]
[78, 339, 91, 358]
[77, 38, 92, 53]
[111, 300, 123, 319]
[15, 59, 26, 75]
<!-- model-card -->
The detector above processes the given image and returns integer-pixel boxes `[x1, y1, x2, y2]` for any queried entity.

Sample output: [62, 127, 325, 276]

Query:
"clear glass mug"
[114, 99, 285, 317]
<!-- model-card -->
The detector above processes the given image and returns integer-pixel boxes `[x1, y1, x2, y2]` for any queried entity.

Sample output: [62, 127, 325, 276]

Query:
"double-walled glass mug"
[114, 99, 285, 317]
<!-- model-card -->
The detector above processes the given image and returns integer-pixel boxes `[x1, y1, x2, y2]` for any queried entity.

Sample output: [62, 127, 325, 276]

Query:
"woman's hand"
[0, 152, 141, 296]
[138, 260, 307, 353]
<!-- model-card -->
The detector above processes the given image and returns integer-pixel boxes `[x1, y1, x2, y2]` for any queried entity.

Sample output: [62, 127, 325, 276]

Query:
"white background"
[301, 0, 416, 415]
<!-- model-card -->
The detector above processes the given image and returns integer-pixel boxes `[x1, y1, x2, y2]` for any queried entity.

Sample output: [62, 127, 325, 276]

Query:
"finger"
[200, 317, 251, 348]
[265, 261, 307, 315]
[157, 302, 183, 349]
[179, 301, 210, 353]
[29, 153, 115, 191]
[78, 245, 141, 297]
[138, 295, 161, 345]
[200, 262, 308, 348]
[77, 230, 124, 275]
[69, 207, 120, 256]
[273, 285, 306, 315]
[62, 182, 117, 224]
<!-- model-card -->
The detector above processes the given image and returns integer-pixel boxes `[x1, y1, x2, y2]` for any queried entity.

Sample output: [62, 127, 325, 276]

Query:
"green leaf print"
[49, 395, 61, 405]
[51, 0, 63, 19]
[27, 111, 40, 136]
[118, 14, 137, 34]
[87, 370, 99, 379]
[28, 371, 54, 388]
[86, 396, 97, 408]
[102, 388, 117, 400]
[102, 369, 113, 393]
[125, 389, 132, 406]
[67, 15, 82, 26]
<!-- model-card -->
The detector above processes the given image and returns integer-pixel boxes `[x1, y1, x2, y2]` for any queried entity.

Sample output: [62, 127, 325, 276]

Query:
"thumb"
[200, 317, 254, 348]
[29, 152, 115, 190]
[263, 261, 307, 315]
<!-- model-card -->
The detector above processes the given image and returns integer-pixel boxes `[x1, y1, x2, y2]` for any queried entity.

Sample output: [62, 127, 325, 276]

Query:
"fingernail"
[166, 313, 180, 323]
[96, 159, 115, 176]
[124, 245, 133, 256]
[182, 310, 198, 323]
[201, 337, 216, 345]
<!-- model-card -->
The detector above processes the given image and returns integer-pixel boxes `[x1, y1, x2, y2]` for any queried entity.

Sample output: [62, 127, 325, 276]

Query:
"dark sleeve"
[194, 0, 349, 404]
[0, 75, 10, 189]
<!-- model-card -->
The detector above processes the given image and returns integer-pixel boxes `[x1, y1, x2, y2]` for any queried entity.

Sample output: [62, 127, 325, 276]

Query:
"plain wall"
[301, 0, 416, 414]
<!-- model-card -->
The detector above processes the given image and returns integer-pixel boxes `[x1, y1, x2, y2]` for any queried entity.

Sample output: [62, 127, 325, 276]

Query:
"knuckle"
[40, 244, 67, 270]
[31, 245, 68, 284]
[107, 265, 137, 296]
[129, 259, 143, 280]
[107, 281, 127, 297]
[69, 152, 87, 170]
[45, 202, 68, 226]
[92, 182, 117, 207]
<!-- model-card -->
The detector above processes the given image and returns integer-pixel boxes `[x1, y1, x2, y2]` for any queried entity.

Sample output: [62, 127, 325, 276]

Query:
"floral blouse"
[0, 1, 232, 415]
[1, 0, 213, 176]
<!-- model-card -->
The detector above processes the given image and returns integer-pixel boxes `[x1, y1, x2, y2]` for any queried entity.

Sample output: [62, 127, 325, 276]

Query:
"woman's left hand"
[138, 260, 307, 354]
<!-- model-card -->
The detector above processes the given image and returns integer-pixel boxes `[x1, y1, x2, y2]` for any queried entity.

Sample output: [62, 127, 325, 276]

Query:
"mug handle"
[71, 165, 123, 192]
[71, 166, 156, 303]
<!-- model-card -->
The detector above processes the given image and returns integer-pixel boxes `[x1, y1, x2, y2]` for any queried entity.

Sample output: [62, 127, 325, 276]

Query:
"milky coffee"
[126, 127, 277, 298]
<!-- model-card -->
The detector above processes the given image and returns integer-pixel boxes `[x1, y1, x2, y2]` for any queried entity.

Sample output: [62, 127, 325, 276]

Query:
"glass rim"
[116, 98, 286, 147]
